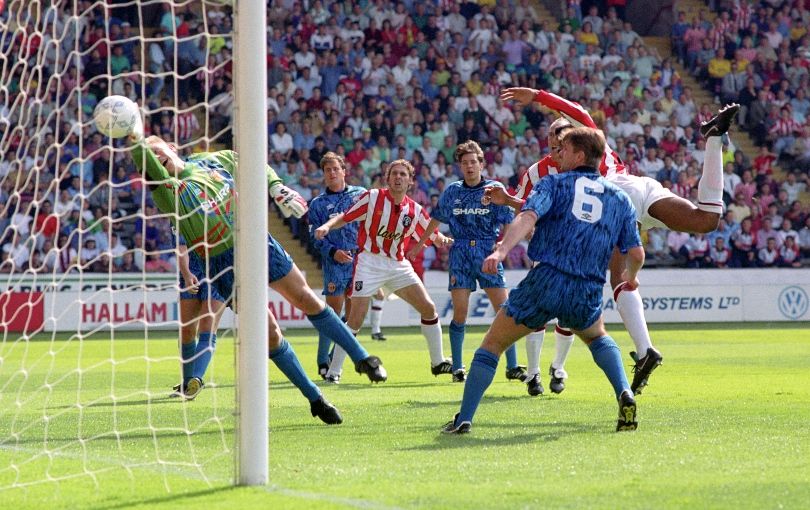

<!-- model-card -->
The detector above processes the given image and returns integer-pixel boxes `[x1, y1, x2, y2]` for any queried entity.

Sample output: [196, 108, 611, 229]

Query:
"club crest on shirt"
[402, 215, 412, 227]
[354, 281, 363, 291]
[327, 282, 336, 293]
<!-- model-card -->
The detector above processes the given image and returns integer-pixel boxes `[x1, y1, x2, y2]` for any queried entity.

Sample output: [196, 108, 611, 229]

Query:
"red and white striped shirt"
[515, 155, 558, 200]
[174, 111, 200, 142]
[770, 117, 800, 138]
[343, 188, 437, 261]
[734, 4, 752, 32]
[533, 90, 627, 178]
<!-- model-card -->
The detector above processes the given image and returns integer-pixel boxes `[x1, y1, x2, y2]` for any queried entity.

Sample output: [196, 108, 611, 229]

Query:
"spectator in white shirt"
[638, 148, 664, 178]
[271, 122, 294, 158]
[723, 162, 741, 199]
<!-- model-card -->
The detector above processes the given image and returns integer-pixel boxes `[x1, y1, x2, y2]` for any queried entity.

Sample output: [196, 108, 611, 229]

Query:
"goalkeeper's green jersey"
[132, 144, 282, 257]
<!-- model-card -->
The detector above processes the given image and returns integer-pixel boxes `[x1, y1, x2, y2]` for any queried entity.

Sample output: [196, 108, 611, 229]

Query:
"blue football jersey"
[431, 179, 514, 240]
[522, 169, 641, 283]
[309, 185, 365, 259]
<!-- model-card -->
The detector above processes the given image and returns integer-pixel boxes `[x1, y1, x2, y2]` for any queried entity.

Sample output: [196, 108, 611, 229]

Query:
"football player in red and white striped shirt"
[493, 87, 738, 394]
[315, 159, 455, 378]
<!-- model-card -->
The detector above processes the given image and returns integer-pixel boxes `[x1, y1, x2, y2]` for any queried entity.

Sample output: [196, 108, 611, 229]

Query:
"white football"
[93, 95, 140, 138]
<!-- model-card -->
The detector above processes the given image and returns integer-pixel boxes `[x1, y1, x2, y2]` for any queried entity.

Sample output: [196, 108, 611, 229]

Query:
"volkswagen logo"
[778, 286, 809, 320]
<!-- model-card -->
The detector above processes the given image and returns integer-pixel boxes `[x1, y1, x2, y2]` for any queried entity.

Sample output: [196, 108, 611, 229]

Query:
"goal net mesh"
[0, 0, 238, 492]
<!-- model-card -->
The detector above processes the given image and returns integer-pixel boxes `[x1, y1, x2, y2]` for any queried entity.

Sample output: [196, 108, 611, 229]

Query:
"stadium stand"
[1, 0, 807, 284]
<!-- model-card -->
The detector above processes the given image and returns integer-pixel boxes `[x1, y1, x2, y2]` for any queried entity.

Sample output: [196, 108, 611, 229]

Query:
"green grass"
[1, 323, 809, 509]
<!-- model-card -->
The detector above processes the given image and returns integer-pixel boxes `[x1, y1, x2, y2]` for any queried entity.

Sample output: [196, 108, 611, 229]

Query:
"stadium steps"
[671, 0, 788, 181]
[268, 211, 323, 289]
[533, 1, 562, 28]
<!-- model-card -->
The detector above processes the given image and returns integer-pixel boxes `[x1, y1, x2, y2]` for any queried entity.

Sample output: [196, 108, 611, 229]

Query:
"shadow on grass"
[2, 427, 232, 446]
[404, 421, 601, 450]
[312, 381, 447, 390]
[92, 485, 236, 510]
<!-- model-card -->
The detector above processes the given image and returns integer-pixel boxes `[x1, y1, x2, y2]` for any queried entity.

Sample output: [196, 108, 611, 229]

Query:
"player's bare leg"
[272, 265, 386, 383]
[395, 283, 451, 375]
[484, 287, 528, 382]
[572, 316, 637, 431]
[646, 106, 735, 233]
[609, 248, 662, 394]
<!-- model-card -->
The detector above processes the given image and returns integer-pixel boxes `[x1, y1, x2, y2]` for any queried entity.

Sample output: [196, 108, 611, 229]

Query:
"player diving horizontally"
[309, 152, 387, 382]
[127, 128, 387, 425]
[314, 160, 456, 379]
[443, 127, 645, 434]
[491, 87, 739, 394]
[407, 140, 535, 386]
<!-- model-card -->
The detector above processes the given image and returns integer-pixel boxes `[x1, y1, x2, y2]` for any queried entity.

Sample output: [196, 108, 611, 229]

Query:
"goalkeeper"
[129, 131, 388, 425]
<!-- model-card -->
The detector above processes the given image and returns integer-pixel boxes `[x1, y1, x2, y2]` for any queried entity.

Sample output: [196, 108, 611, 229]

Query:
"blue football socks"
[316, 333, 331, 365]
[269, 339, 321, 402]
[191, 332, 216, 380]
[308, 307, 368, 362]
[449, 321, 465, 371]
[181, 342, 196, 383]
[588, 335, 630, 398]
[458, 348, 500, 423]
[504, 343, 518, 369]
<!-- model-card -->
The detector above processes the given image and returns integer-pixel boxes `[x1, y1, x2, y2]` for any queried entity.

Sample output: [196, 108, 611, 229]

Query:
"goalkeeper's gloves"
[127, 115, 145, 143]
[269, 182, 308, 218]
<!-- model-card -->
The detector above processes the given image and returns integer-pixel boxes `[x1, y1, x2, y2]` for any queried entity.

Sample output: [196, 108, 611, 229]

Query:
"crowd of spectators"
[665, 0, 810, 267]
[0, 0, 808, 277]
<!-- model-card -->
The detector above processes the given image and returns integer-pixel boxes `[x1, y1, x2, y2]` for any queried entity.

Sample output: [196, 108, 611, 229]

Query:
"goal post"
[233, 0, 268, 486]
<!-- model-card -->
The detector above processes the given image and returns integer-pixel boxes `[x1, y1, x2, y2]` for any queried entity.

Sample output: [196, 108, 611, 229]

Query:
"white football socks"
[525, 329, 545, 377]
[697, 136, 724, 214]
[326, 328, 358, 378]
[370, 298, 384, 334]
[421, 318, 446, 366]
[614, 284, 653, 359]
[552, 326, 575, 370]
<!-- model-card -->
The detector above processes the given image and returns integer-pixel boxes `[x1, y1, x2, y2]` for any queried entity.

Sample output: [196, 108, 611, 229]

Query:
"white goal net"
[0, 0, 242, 494]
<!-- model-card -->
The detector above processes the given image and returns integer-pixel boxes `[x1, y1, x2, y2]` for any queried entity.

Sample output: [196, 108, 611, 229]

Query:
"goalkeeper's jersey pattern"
[132, 145, 282, 257]
[533, 90, 627, 178]
[309, 185, 366, 259]
[430, 179, 514, 241]
[522, 169, 640, 284]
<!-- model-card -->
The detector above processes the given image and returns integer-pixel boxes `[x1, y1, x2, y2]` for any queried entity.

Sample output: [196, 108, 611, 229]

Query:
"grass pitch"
[1, 323, 809, 509]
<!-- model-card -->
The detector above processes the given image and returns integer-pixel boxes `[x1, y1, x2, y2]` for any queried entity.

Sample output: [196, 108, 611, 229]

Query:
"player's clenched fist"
[314, 225, 330, 240]
[269, 183, 308, 218]
[482, 253, 502, 275]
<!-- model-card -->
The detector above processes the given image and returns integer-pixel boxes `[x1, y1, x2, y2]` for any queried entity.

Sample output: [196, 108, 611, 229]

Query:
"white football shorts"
[608, 174, 674, 231]
[350, 251, 422, 297]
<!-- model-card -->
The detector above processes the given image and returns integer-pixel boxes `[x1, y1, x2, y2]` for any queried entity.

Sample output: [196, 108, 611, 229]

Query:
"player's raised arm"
[500, 87, 597, 129]
[313, 212, 347, 240]
[129, 136, 174, 182]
